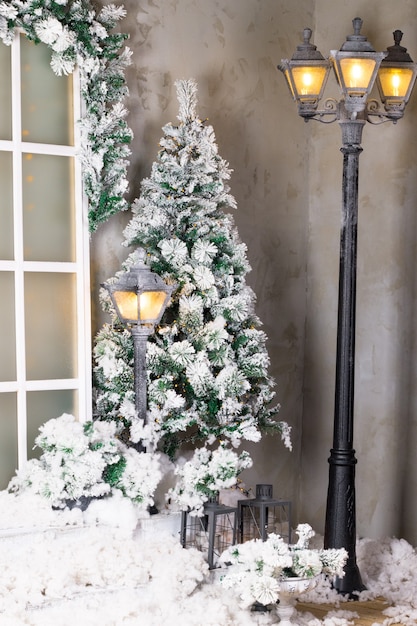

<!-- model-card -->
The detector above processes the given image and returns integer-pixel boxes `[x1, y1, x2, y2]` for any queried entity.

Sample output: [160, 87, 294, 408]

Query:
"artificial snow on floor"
[1, 491, 417, 626]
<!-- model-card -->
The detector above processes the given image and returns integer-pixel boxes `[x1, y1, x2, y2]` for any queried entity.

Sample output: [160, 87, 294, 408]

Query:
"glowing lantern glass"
[279, 28, 330, 118]
[330, 18, 386, 113]
[377, 30, 417, 120]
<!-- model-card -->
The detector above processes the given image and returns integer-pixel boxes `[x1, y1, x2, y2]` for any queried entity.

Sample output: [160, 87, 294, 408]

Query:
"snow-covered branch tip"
[175, 78, 199, 123]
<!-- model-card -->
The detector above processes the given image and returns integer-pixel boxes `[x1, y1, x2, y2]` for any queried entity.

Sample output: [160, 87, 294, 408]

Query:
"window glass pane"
[0, 393, 18, 490]
[0, 272, 16, 381]
[27, 389, 78, 460]
[25, 272, 78, 380]
[20, 35, 74, 145]
[0, 43, 12, 140]
[23, 153, 75, 262]
[0, 151, 14, 260]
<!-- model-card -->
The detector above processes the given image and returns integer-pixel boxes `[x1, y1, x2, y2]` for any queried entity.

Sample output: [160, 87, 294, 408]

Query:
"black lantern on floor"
[279, 19, 417, 596]
[238, 484, 292, 543]
[180, 496, 238, 570]
[102, 248, 173, 451]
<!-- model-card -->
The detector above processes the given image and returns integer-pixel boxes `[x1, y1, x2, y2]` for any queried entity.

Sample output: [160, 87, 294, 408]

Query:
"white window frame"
[0, 32, 92, 469]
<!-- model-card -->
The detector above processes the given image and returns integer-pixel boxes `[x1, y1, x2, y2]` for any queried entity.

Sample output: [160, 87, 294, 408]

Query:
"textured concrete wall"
[91, 0, 417, 545]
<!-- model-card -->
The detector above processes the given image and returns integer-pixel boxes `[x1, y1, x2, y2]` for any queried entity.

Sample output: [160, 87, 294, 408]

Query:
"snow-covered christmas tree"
[94, 79, 291, 514]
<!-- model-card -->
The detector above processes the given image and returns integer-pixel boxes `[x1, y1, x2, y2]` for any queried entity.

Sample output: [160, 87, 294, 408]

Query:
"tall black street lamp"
[279, 18, 417, 596]
[103, 248, 173, 451]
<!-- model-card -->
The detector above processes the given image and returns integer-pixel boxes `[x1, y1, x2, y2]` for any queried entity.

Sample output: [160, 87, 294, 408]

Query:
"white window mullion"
[26, 379, 80, 392]
[23, 262, 77, 273]
[11, 33, 27, 467]
[73, 68, 92, 423]
[19, 142, 76, 157]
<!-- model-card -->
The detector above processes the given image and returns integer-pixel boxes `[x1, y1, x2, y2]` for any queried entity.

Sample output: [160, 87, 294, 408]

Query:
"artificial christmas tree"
[94, 79, 291, 513]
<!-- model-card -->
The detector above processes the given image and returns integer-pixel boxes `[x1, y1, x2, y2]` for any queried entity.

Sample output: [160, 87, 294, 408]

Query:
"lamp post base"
[333, 565, 365, 598]
[324, 448, 365, 596]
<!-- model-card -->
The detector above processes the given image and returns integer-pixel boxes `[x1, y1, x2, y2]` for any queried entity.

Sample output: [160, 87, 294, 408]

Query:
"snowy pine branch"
[0, 0, 132, 232]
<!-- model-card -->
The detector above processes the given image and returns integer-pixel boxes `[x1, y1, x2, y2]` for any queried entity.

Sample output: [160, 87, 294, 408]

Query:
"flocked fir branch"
[219, 524, 348, 608]
[8, 413, 162, 509]
[94, 79, 292, 514]
[168, 445, 253, 516]
[0, 0, 132, 232]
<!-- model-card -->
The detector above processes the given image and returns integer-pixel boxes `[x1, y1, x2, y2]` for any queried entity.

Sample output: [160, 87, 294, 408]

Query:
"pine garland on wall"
[0, 0, 132, 232]
[94, 80, 291, 514]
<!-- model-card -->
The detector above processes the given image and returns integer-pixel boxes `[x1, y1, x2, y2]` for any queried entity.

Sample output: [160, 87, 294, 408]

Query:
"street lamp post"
[102, 248, 173, 452]
[279, 18, 417, 596]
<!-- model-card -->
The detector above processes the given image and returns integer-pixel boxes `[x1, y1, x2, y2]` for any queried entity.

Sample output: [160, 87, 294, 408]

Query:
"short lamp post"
[103, 248, 173, 451]
[279, 18, 417, 596]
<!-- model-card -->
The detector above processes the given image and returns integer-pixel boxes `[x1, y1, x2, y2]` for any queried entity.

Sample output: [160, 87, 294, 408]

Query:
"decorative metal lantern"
[376, 30, 417, 121]
[330, 17, 386, 115]
[238, 484, 292, 543]
[279, 27, 330, 119]
[104, 248, 172, 330]
[180, 496, 238, 569]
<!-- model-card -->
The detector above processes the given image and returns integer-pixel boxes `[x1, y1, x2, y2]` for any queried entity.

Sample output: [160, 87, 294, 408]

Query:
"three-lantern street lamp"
[280, 18, 417, 124]
[279, 18, 417, 596]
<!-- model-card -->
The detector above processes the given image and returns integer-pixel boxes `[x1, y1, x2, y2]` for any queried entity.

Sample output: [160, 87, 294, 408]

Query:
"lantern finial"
[303, 28, 312, 46]
[393, 30, 403, 47]
[352, 17, 363, 38]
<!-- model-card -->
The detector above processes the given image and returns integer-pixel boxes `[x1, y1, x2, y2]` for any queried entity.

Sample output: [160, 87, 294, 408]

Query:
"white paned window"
[0, 33, 91, 489]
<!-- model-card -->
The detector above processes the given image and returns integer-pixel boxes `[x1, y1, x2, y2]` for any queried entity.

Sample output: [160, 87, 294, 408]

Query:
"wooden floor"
[297, 598, 403, 625]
